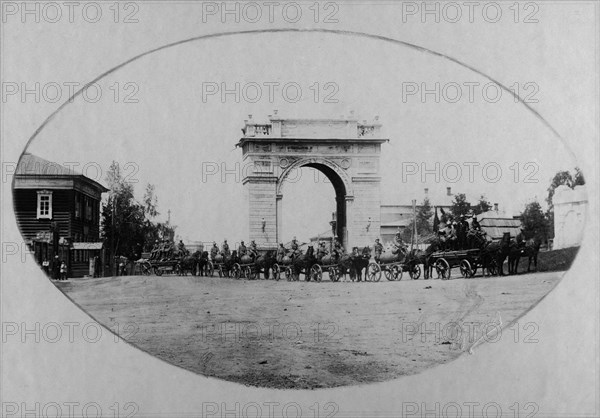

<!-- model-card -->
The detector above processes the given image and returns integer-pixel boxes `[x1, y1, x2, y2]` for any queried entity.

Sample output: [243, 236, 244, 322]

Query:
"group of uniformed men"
[436, 214, 484, 251]
[208, 236, 346, 262]
[149, 239, 188, 261]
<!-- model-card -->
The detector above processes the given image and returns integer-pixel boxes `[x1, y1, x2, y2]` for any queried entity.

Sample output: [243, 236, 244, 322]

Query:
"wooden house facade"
[13, 153, 109, 278]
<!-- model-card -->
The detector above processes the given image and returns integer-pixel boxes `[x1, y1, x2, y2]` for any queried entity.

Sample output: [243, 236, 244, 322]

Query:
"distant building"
[478, 208, 522, 241]
[13, 153, 108, 278]
[553, 185, 586, 249]
[380, 187, 455, 244]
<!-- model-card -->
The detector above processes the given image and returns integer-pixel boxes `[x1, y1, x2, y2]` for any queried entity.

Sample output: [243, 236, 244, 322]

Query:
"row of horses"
[173, 232, 541, 281]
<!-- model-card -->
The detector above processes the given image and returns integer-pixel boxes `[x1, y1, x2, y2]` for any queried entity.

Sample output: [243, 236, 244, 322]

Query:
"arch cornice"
[276, 157, 354, 197]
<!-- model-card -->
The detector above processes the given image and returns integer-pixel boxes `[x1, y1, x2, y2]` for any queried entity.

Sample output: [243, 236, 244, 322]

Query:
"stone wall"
[553, 185, 587, 249]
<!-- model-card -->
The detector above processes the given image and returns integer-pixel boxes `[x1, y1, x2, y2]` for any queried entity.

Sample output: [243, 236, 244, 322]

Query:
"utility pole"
[111, 194, 116, 276]
[412, 199, 417, 251]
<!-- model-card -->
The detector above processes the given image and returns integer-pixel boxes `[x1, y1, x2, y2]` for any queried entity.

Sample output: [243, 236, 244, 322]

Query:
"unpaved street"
[57, 272, 561, 389]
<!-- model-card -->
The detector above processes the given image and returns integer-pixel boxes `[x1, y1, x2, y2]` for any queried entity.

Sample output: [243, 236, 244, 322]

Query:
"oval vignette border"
[11, 28, 584, 390]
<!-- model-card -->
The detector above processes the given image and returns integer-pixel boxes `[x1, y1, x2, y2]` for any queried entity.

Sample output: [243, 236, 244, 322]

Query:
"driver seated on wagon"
[221, 240, 230, 256]
[150, 240, 160, 260]
[290, 236, 301, 259]
[210, 242, 219, 260]
[392, 230, 407, 254]
[332, 237, 344, 261]
[276, 243, 287, 263]
[238, 241, 248, 257]
[316, 240, 328, 260]
[248, 240, 258, 259]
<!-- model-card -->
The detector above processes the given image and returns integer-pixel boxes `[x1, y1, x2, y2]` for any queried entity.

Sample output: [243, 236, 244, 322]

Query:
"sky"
[9, 3, 595, 245]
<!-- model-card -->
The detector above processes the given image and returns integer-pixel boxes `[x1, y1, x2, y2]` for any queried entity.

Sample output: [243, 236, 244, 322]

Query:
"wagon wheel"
[435, 258, 451, 280]
[368, 263, 381, 282]
[391, 265, 403, 281]
[460, 259, 473, 278]
[206, 261, 214, 277]
[285, 267, 293, 281]
[470, 265, 478, 277]
[141, 262, 152, 276]
[384, 267, 394, 281]
[231, 263, 241, 279]
[328, 267, 338, 282]
[248, 266, 257, 280]
[409, 264, 421, 280]
[154, 266, 163, 276]
[310, 264, 322, 282]
[272, 264, 280, 281]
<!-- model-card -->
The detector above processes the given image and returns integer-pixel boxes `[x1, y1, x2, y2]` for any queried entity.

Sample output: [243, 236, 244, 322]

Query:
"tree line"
[100, 161, 175, 267]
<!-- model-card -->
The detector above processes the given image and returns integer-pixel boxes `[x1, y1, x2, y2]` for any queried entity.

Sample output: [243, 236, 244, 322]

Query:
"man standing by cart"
[374, 238, 383, 262]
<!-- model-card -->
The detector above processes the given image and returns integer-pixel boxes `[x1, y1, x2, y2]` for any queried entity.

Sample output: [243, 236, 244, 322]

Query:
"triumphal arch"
[238, 113, 388, 249]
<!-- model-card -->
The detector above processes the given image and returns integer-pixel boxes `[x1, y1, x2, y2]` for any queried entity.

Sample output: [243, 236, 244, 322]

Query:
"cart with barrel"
[367, 247, 423, 281]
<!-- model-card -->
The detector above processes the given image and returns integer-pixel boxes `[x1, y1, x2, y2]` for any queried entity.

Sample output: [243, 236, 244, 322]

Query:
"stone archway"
[238, 115, 388, 249]
[276, 158, 353, 246]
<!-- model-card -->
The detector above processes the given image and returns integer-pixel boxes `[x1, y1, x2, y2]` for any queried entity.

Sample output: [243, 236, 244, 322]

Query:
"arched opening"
[278, 162, 348, 246]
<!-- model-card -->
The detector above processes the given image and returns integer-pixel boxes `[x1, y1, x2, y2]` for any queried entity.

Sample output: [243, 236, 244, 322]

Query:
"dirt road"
[57, 272, 561, 389]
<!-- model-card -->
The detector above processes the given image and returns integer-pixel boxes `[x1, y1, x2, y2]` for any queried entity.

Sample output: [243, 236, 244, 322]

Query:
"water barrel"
[241, 255, 253, 264]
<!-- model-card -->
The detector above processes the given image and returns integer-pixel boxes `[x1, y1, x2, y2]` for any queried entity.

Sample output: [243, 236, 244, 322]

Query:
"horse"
[196, 251, 210, 276]
[405, 238, 442, 280]
[352, 246, 372, 281]
[337, 251, 356, 282]
[221, 250, 239, 278]
[481, 232, 513, 276]
[254, 250, 277, 279]
[509, 236, 542, 274]
[178, 250, 202, 275]
[291, 246, 316, 281]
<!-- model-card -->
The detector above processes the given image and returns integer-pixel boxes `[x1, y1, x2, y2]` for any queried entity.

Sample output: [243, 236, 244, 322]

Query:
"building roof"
[15, 153, 109, 192]
[479, 217, 522, 240]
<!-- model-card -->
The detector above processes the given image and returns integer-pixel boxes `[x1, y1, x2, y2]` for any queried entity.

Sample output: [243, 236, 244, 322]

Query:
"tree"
[573, 167, 585, 186]
[472, 195, 492, 215]
[546, 170, 573, 208]
[416, 197, 433, 235]
[451, 193, 471, 219]
[101, 162, 146, 269]
[520, 200, 548, 241]
[143, 183, 159, 218]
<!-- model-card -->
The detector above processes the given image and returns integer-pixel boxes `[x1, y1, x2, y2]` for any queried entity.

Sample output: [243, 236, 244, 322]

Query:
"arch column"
[276, 194, 283, 243]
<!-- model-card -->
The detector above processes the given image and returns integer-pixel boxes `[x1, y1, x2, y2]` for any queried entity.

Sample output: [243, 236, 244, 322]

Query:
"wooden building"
[13, 153, 108, 278]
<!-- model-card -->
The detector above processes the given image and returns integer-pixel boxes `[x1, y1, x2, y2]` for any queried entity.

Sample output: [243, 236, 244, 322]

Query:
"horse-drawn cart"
[138, 257, 182, 276]
[310, 253, 342, 282]
[367, 250, 420, 282]
[429, 248, 497, 280]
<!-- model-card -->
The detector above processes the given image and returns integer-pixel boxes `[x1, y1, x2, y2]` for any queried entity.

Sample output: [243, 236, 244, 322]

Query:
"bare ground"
[56, 271, 561, 389]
